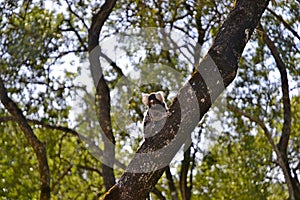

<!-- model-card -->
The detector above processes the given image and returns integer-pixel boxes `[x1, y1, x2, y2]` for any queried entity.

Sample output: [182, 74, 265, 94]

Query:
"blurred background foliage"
[0, 0, 299, 199]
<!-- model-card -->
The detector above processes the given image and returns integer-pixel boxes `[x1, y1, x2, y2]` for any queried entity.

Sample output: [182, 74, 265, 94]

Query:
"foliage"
[0, 0, 299, 199]
[194, 131, 287, 199]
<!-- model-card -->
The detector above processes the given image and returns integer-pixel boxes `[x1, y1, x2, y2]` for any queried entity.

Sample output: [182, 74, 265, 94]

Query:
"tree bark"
[102, 0, 270, 199]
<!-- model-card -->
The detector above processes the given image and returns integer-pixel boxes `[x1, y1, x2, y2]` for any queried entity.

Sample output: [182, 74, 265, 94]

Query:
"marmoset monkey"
[142, 91, 169, 139]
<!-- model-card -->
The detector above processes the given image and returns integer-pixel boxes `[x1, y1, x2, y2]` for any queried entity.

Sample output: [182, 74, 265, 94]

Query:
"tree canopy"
[0, 0, 299, 199]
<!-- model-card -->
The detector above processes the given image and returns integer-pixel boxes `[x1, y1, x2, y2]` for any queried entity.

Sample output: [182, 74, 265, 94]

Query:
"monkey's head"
[142, 91, 166, 109]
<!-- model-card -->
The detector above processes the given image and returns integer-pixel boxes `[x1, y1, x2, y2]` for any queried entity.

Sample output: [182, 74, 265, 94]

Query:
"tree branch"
[179, 144, 191, 200]
[88, 0, 117, 52]
[88, 0, 117, 191]
[0, 78, 50, 200]
[266, 8, 300, 41]
[65, 0, 89, 30]
[257, 24, 300, 200]
[151, 187, 166, 200]
[0, 116, 126, 170]
[65, 19, 88, 51]
[165, 166, 179, 200]
[99, 51, 126, 79]
[257, 24, 291, 155]
[227, 105, 275, 149]
[227, 104, 300, 200]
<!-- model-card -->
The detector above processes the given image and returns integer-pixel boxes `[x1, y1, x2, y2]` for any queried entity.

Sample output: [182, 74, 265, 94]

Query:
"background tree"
[0, 0, 299, 199]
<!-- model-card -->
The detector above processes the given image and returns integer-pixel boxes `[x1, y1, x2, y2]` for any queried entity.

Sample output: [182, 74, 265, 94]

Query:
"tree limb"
[228, 103, 300, 199]
[227, 105, 276, 150]
[257, 24, 300, 200]
[65, 0, 89, 31]
[165, 166, 179, 200]
[88, 0, 117, 52]
[151, 187, 166, 200]
[257, 24, 291, 155]
[0, 78, 50, 200]
[266, 8, 300, 41]
[179, 144, 191, 200]
[88, 0, 117, 191]
[99, 51, 126, 79]
[0, 116, 126, 170]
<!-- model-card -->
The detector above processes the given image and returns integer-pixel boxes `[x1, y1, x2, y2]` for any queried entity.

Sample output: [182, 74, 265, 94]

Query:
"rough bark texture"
[88, 0, 117, 191]
[0, 79, 50, 200]
[102, 0, 270, 199]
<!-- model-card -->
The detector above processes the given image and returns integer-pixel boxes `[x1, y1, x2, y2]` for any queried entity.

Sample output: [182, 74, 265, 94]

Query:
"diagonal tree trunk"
[101, 0, 270, 199]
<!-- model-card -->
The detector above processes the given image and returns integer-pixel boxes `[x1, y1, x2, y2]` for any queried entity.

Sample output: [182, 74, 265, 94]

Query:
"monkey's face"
[148, 94, 164, 108]
[142, 91, 167, 110]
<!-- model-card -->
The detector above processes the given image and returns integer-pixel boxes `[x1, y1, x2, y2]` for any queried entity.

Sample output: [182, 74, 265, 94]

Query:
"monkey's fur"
[142, 91, 169, 139]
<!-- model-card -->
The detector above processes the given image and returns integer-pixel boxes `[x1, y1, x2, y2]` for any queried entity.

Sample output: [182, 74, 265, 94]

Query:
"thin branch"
[257, 24, 291, 154]
[257, 25, 300, 199]
[189, 145, 197, 197]
[165, 166, 179, 200]
[77, 164, 103, 176]
[65, 19, 88, 51]
[179, 144, 192, 200]
[65, 0, 89, 30]
[227, 104, 297, 200]
[52, 165, 73, 192]
[227, 105, 276, 149]
[151, 187, 166, 200]
[99, 51, 126, 78]
[267, 8, 300, 41]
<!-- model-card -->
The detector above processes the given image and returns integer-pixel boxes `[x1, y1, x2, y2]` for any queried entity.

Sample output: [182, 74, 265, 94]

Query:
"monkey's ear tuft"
[142, 93, 150, 105]
[155, 91, 165, 103]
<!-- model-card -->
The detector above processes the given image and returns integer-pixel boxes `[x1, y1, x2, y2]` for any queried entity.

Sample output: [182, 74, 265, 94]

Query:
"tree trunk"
[88, 0, 117, 191]
[101, 0, 270, 199]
